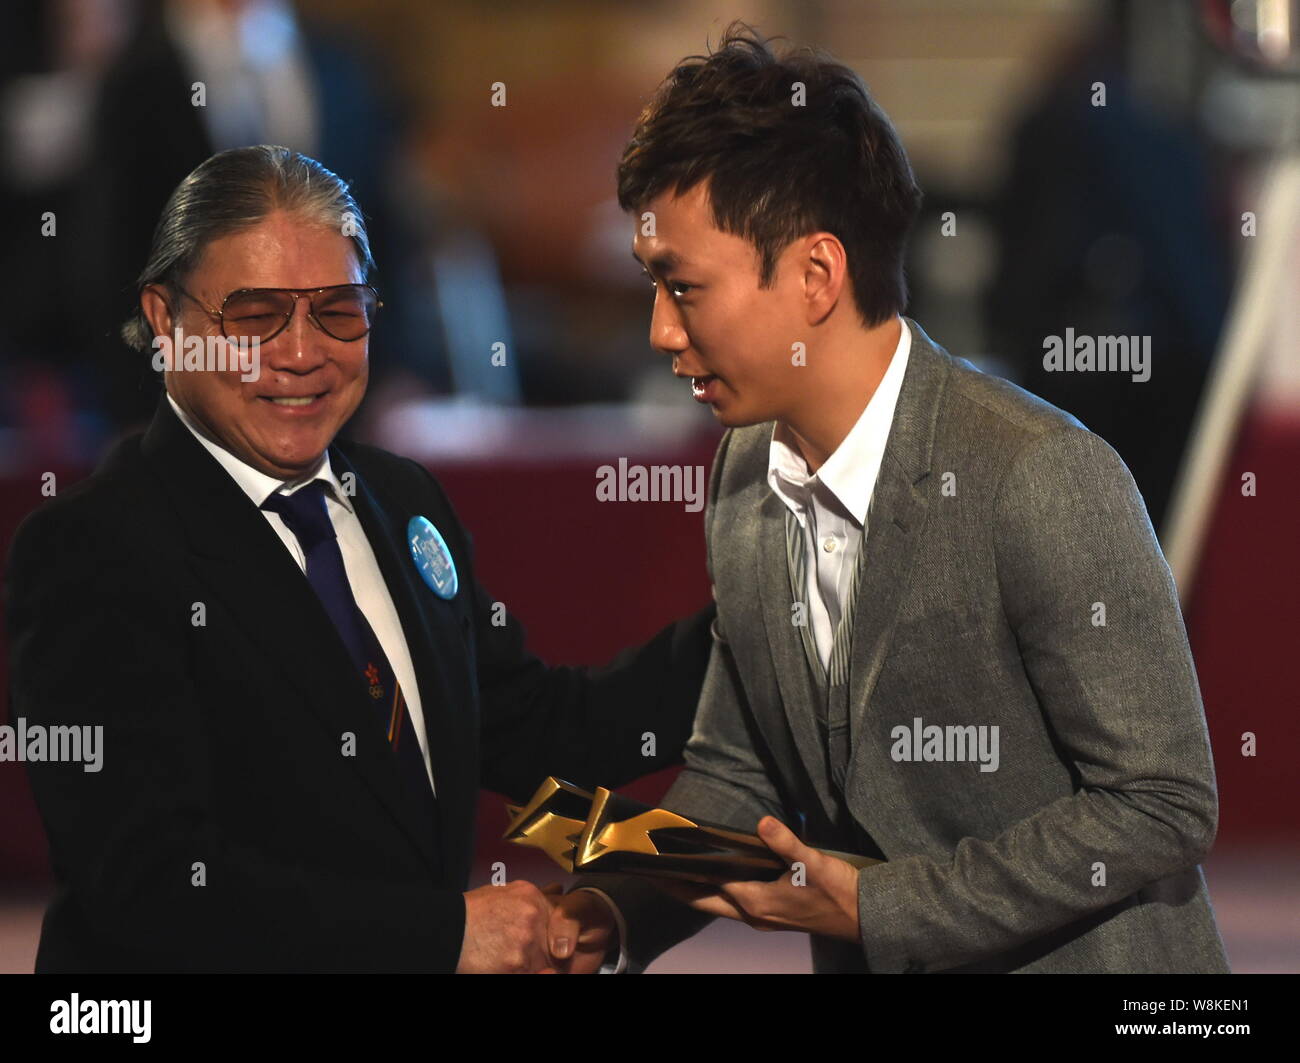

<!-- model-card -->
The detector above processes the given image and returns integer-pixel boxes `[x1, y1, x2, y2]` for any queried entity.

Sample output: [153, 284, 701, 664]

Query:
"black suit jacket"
[4, 397, 712, 972]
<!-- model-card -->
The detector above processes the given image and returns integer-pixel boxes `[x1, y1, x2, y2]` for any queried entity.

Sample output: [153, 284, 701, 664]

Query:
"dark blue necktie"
[261, 481, 438, 838]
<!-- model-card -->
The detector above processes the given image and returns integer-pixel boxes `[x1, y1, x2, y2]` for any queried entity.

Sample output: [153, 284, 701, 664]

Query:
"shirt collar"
[767, 317, 912, 527]
[166, 392, 353, 512]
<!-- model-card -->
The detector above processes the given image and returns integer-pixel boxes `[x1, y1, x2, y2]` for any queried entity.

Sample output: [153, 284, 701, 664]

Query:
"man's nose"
[649, 288, 689, 356]
[266, 296, 329, 368]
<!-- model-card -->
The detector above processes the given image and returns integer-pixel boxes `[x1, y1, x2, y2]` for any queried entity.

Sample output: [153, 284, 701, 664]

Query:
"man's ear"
[802, 233, 848, 325]
[140, 284, 176, 349]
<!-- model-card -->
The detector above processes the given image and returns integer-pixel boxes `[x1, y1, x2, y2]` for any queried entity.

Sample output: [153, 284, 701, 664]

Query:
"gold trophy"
[505, 777, 881, 884]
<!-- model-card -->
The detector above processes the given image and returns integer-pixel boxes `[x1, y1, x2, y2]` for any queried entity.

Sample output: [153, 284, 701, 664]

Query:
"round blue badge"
[407, 516, 459, 600]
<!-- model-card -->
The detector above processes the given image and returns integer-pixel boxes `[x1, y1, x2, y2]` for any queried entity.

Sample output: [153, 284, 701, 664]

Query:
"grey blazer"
[591, 318, 1231, 973]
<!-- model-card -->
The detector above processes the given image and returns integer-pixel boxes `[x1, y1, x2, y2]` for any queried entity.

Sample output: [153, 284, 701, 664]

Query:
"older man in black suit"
[4, 145, 712, 973]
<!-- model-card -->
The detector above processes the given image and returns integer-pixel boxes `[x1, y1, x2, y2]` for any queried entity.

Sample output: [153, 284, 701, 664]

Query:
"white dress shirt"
[166, 394, 435, 792]
[767, 319, 911, 670]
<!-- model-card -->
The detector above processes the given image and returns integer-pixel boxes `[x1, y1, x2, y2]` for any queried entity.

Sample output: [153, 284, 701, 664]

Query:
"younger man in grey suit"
[548, 25, 1230, 973]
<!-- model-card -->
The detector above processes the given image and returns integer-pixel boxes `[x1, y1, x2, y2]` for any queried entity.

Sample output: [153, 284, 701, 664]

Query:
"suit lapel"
[329, 444, 477, 889]
[140, 398, 443, 879]
[844, 319, 948, 750]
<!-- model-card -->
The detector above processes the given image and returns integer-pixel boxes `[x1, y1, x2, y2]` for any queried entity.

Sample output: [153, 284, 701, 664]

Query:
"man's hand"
[654, 816, 862, 941]
[456, 880, 557, 973]
[543, 884, 618, 973]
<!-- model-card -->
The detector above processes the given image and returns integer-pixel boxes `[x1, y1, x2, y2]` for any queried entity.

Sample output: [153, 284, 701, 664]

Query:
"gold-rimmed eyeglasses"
[172, 283, 382, 343]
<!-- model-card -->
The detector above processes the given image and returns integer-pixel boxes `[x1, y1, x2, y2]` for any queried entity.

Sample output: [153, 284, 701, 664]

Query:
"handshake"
[455, 880, 617, 974]
[452, 778, 886, 972]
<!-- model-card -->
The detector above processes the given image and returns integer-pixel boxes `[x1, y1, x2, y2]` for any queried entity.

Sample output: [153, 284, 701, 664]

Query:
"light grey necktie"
[784, 506, 866, 790]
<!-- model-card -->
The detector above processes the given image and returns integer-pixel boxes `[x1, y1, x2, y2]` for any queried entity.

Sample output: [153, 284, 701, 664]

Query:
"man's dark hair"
[617, 22, 922, 326]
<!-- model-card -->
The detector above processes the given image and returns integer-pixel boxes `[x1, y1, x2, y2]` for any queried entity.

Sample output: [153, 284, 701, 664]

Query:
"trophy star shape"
[505, 777, 884, 884]
[502, 778, 597, 873]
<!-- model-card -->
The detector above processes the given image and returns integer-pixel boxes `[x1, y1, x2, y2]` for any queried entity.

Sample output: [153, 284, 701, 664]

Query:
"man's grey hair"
[121, 144, 375, 352]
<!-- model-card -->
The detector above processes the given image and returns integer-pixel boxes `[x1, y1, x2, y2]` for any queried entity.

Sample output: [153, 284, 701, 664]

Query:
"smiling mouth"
[260, 393, 327, 407]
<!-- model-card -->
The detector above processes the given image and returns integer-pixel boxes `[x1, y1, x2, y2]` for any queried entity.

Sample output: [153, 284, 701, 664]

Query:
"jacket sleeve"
[568, 429, 791, 971]
[572, 606, 791, 971]
[6, 504, 466, 972]
[853, 425, 1221, 972]
[400, 458, 716, 803]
